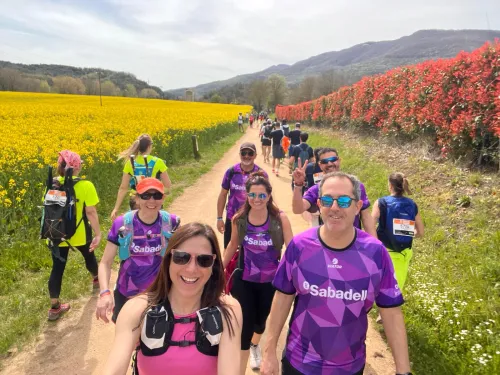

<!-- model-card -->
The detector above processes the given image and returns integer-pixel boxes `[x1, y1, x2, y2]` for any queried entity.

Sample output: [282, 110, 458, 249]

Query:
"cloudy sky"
[1, 0, 499, 89]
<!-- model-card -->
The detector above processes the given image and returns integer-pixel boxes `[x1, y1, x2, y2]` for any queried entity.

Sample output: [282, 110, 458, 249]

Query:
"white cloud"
[0, 0, 499, 89]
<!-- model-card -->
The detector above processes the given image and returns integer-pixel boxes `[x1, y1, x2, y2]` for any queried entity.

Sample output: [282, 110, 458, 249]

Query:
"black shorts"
[282, 356, 364, 375]
[262, 138, 271, 146]
[112, 288, 129, 323]
[231, 270, 275, 350]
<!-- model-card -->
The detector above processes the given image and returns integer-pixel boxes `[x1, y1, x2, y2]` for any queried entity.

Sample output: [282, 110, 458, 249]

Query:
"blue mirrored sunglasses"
[247, 192, 268, 200]
[319, 195, 356, 208]
[319, 156, 339, 165]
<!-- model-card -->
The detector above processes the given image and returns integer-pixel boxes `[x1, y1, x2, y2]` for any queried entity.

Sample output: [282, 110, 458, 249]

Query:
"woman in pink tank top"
[103, 223, 242, 375]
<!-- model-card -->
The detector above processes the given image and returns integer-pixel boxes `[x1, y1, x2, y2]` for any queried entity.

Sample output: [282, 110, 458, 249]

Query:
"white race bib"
[393, 219, 415, 237]
[313, 172, 324, 184]
[44, 190, 67, 206]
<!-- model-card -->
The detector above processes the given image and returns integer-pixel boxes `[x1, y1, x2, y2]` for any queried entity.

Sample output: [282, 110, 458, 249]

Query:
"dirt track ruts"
[1, 127, 395, 375]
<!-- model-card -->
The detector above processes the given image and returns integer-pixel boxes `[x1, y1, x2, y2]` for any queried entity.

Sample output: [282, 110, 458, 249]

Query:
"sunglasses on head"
[138, 192, 164, 200]
[319, 156, 339, 165]
[319, 195, 356, 208]
[247, 192, 268, 200]
[171, 250, 216, 268]
[240, 150, 255, 157]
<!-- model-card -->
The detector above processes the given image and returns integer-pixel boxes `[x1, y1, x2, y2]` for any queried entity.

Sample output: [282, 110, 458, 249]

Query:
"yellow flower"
[4, 198, 12, 207]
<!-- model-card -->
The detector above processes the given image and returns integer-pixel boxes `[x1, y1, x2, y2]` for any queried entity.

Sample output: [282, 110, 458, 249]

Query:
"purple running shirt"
[108, 213, 178, 297]
[303, 182, 370, 228]
[273, 227, 403, 375]
[241, 216, 280, 283]
[221, 163, 268, 220]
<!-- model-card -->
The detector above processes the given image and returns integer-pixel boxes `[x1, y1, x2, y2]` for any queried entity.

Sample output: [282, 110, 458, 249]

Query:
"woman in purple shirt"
[223, 172, 293, 374]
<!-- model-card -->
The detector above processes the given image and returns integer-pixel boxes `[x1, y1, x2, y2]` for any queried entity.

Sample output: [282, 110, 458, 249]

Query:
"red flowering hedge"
[277, 41, 500, 163]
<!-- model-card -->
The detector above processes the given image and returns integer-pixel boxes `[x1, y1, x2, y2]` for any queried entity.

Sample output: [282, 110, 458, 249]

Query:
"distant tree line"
[0, 64, 164, 99]
[200, 70, 361, 111]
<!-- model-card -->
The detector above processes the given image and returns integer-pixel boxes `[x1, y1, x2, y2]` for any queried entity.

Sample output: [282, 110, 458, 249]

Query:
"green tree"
[247, 80, 268, 112]
[210, 93, 222, 103]
[139, 88, 160, 98]
[266, 74, 287, 109]
[39, 80, 50, 93]
[101, 80, 119, 96]
[123, 84, 137, 97]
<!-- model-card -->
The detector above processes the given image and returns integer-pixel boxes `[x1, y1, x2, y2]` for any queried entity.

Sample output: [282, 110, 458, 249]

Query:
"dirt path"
[1, 127, 395, 375]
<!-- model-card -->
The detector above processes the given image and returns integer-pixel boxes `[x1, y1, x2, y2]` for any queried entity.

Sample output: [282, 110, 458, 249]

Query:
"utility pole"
[98, 71, 102, 106]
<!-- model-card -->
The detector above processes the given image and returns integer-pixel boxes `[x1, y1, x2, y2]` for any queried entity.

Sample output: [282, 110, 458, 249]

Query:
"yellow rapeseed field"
[0, 92, 251, 208]
[0, 92, 251, 170]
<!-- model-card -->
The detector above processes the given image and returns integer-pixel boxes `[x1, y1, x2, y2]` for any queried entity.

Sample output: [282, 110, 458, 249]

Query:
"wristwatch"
[217, 217, 223, 221]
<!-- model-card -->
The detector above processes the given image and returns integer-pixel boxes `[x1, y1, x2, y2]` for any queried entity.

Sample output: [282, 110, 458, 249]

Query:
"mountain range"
[167, 29, 500, 97]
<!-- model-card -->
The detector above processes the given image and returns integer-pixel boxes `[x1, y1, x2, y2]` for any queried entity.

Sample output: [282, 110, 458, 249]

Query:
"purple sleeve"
[272, 240, 298, 294]
[221, 168, 231, 190]
[107, 216, 125, 245]
[303, 184, 319, 206]
[375, 247, 405, 308]
[359, 183, 370, 210]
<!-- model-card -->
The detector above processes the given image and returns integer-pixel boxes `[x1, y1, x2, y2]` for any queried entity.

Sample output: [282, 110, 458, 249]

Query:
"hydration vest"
[236, 212, 284, 269]
[129, 155, 159, 190]
[117, 210, 176, 260]
[138, 299, 222, 359]
[377, 196, 417, 252]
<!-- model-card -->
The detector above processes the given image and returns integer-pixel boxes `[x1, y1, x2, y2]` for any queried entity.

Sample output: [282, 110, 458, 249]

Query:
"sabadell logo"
[303, 281, 368, 301]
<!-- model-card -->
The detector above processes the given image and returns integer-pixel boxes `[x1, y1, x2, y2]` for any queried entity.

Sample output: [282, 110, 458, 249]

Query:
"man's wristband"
[99, 289, 110, 296]
[294, 183, 304, 187]
[217, 217, 223, 221]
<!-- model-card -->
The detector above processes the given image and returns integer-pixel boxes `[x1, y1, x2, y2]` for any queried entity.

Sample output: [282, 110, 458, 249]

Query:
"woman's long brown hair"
[144, 222, 235, 336]
[232, 171, 281, 224]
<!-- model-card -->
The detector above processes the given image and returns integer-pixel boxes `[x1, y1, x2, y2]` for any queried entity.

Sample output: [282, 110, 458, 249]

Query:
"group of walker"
[41, 116, 422, 374]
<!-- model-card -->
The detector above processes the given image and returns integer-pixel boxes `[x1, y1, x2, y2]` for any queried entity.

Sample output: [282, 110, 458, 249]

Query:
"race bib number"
[44, 190, 67, 205]
[393, 219, 415, 237]
[313, 172, 324, 184]
[135, 175, 146, 184]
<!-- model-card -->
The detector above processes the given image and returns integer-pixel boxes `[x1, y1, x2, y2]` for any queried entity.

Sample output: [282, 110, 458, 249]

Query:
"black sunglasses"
[319, 156, 339, 165]
[240, 150, 255, 157]
[171, 250, 216, 268]
[138, 192, 164, 200]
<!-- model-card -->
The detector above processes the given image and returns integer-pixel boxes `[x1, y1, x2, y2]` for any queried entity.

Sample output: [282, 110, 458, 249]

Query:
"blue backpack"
[295, 144, 311, 169]
[117, 210, 178, 260]
[377, 196, 417, 252]
[129, 155, 159, 190]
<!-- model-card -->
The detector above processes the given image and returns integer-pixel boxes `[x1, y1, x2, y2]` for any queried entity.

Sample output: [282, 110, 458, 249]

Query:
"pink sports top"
[137, 312, 218, 375]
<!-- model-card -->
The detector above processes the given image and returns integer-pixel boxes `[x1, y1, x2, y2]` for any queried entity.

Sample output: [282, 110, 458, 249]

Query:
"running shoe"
[48, 303, 71, 321]
[249, 344, 262, 370]
[272, 169, 275, 174]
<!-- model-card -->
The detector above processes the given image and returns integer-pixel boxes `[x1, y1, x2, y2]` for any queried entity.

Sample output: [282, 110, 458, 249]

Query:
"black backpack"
[40, 166, 83, 261]
[263, 125, 272, 138]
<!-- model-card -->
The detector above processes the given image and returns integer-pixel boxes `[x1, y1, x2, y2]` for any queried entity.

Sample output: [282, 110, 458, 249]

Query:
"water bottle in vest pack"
[377, 196, 417, 252]
[40, 166, 82, 261]
[129, 154, 157, 190]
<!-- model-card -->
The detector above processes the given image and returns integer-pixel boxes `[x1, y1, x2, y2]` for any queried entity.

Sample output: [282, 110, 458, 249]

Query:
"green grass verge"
[305, 129, 500, 374]
[0, 125, 243, 360]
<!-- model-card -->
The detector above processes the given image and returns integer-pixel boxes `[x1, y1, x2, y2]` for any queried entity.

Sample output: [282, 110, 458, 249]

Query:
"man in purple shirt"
[261, 172, 412, 375]
[217, 142, 268, 247]
[292, 147, 376, 236]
